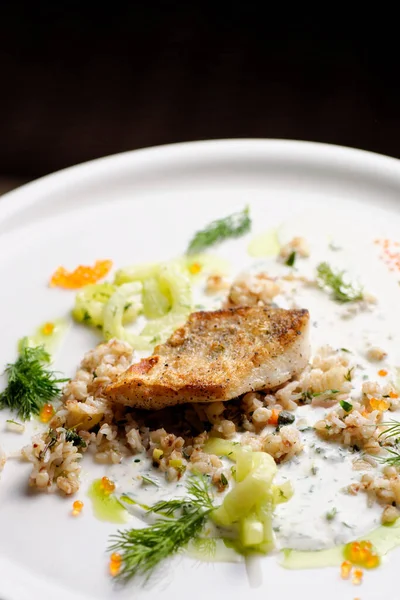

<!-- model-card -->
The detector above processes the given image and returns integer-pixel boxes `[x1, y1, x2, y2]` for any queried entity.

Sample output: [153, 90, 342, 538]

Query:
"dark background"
[0, 4, 399, 180]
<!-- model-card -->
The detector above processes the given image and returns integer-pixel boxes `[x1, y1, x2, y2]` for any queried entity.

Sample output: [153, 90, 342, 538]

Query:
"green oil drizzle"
[19, 318, 69, 354]
[88, 480, 129, 524]
[281, 520, 400, 570]
[248, 230, 280, 258]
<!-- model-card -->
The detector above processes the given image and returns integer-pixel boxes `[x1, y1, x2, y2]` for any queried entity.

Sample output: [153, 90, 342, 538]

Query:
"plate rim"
[1, 139, 400, 221]
[1, 138, 400, 600]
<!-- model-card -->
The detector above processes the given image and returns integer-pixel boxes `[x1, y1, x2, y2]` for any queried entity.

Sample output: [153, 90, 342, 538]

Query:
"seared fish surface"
[106, 306, 310, 410]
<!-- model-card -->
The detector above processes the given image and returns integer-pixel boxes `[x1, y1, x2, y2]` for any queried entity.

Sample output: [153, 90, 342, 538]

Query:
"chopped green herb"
[344, 367, 354, 382]
[187, 206, 251, 254]
[109, 476, 214, 581]
[312, 389, 339, 397]
[0, 344, 68, 420]
[300, 390, 313, 404]
[82, 310, 92, 323]
[134, 458, 141, 463]
[340, 400, 353, 412]
[65, 429, 87, 448]
[285, 250, 296, 267]
[277, 410, 295, 427]
[6, 419, 22, 426]
[326, 507, 337, 521]
[141, 475, 159, 487]
[316, 262, 363, 303]
[220, 473, 228, 487]
[328, 241, 342, 251]
[39, 428, 58, 459]
[340, 348, 351, 353]
[311, 465, 318, 475]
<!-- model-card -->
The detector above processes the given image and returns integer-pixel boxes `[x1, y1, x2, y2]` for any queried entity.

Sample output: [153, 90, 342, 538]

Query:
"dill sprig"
[316, 262, 363, 303]
[186, 206, 251, 254]
[108, 476, 214, 582]
[0, 343, 68, 420]
[377, 447, 400, 467]
[379, 420, 400, 441]
[377, 421, 400, 466]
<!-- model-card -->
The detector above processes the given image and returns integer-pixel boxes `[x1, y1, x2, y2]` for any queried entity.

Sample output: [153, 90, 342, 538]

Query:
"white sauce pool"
[112, 215, 400, 552]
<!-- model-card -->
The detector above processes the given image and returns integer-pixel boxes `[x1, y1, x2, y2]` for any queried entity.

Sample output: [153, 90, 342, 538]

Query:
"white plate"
[1, 140, 400, 600]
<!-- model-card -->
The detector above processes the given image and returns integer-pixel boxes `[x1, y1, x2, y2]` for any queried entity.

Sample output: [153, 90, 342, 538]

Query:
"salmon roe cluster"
[72, 500, 84, 516]
[370, 397, 390, 411]
[49, 259, 112, 289]
[109, 552, 122, 576]
[100, 476, 115, 494]
[344, 540, 380, 569]
[40, 403, 55, 423]
[375, 238, 400, 272]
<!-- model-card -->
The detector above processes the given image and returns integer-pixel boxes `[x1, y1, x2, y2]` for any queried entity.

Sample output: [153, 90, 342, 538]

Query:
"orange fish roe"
[40, 403, 54, 423]
[344, 540, 380, 569]
[378, 369, 388, 377]
[100, 476, 116, 494]
[370, 397, 390, 411]
[375, 238, 400, 272]
[109, 552, 122, 577]
[390, 390, 399, 399]
[268, 408, 281, 426]
[352, 568, 363, 586]
[41, 322, 55, 336]
[49, 259, 112, 289]
[341, 560, 352, 579]
[110, 552, 122, 564]
[189, 262, 202, 275]
[72, 500, 84, 516]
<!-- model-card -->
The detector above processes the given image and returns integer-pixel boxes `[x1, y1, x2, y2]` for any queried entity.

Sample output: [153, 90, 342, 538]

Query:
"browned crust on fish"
[105, 306, 309, 410]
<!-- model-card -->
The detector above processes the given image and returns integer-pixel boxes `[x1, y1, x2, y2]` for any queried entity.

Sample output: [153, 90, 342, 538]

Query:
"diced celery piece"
[113, 262, 160, 285]
[256, 502, 274, 548]
[235, 449, 254, 482]
[272, 481, 294, 505]
[203, 438, 238, 459]
[103, 282, 145, 345]
[72, 283, 116, 327]
[141, 263, 192, 339]
[240, 512, 264, 547]
[212, 452, 277, 526]
[142, 277, 170, 319]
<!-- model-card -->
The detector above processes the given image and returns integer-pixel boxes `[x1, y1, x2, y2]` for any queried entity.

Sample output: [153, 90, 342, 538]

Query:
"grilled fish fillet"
[105, 306, 310, 410]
